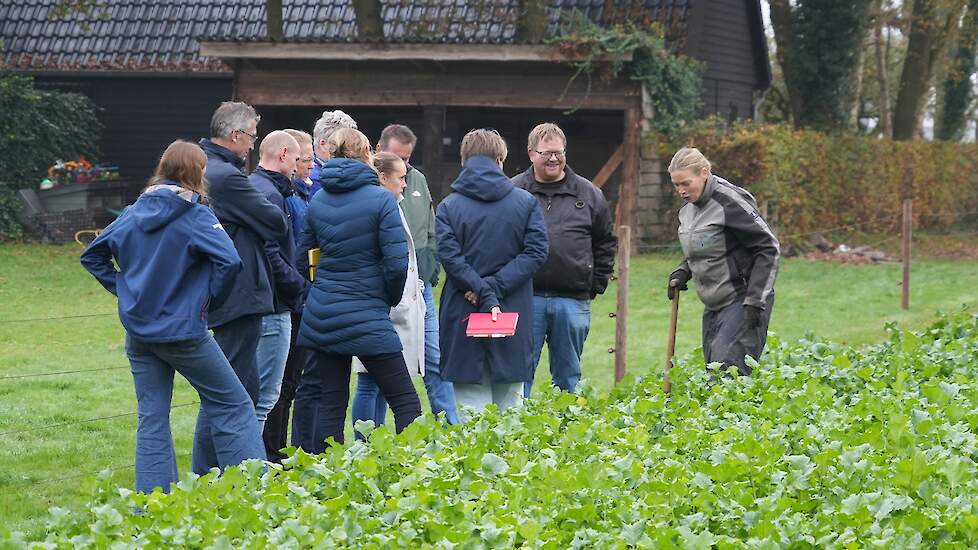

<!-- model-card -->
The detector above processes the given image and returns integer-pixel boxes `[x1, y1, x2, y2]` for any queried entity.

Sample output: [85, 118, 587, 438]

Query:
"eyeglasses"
[299, 157, 314, 163]
[534, 149, 565, 160]
[236, 128, 257, 143]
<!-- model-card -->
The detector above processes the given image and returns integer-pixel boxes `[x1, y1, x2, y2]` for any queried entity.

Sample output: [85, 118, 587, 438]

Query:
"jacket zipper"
[546, 198, 552, 212]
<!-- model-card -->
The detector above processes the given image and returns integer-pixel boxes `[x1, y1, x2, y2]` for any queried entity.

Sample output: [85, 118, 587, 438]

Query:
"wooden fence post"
[902, 198, 912, 310]
[614, 225, 631, 385]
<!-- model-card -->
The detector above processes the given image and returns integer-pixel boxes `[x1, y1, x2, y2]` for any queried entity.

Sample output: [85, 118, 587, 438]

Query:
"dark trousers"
[262, 312, 303, 462]
[293, 350, 422, 453]
[193, 313, 262, 474]
[702, 293, 775, 376]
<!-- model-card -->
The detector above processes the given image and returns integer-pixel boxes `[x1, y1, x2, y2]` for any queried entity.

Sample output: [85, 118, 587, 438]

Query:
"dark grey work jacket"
[512, 166, 617, 300]
[674, 174, 780, 311]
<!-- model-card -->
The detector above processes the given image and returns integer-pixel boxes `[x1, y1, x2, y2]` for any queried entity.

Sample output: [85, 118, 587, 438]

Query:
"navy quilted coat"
[296, 158, 409, 356]
[436, 156, 550, 384]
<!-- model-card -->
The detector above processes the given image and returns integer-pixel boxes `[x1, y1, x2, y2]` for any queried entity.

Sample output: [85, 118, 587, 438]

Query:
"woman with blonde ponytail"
[667, 146, 780, 377]
[292, 130, 422, 451]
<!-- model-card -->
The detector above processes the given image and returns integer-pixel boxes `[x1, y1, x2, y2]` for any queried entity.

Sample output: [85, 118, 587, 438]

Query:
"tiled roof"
[1, 0, 690, 72]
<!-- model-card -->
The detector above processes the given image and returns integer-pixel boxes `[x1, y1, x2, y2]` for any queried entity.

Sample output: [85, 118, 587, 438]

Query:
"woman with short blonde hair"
[667, 146, 779, 377]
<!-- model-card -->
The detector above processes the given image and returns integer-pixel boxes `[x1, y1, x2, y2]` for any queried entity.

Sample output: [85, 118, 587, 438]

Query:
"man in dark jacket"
[263, 128, 314, 461]
[437, 129, 549, 420]
[247, 130, 307, 438]
[376, 124, 459, 425]
[194, 102, 287, 475]
[513, 123, 617, 397]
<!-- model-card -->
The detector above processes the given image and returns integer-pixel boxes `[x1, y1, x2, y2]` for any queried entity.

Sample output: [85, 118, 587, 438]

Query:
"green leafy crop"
[7, 312, 978, 548]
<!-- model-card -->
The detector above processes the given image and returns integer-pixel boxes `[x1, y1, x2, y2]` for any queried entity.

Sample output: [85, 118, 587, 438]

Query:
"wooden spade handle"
[664, 282, 681, 394]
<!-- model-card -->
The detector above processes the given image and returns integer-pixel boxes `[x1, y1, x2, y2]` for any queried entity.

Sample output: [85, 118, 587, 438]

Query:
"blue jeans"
[421, 282, 459, 424]
[352, 372, 388, 440]
[524, 295, 591, 397]
[194, 314, 262, 474]
[255, 312, 292, 432]
[125, 334, 265, 494]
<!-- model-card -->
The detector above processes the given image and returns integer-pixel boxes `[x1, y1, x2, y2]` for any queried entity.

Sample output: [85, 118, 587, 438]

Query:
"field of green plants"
[6, 311, 978, 548]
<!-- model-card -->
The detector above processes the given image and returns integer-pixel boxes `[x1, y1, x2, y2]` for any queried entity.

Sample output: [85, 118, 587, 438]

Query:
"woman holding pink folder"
[435, 129, 549, 419]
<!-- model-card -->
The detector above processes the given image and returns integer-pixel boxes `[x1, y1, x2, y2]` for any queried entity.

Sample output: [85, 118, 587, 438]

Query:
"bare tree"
[267, 0, 283, 41]
[874, 0, 893, 138]
[517, 0, 549, 43]
[892, 0, 966, 140]
[352, 0, 384, 40]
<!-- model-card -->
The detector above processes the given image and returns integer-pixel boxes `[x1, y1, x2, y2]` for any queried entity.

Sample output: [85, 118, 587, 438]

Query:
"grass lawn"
[1, 241, 977, 535]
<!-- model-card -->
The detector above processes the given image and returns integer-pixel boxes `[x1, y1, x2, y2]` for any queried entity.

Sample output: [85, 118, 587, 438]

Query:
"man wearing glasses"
[512, 123, 618, 398]
[196, 101, 287, 473]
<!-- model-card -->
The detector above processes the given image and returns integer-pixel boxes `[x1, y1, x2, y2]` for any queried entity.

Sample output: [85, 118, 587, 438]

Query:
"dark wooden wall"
[686, 0, 767, 120]
[262, 105, 624, 203]
[33, 75, 232, 183]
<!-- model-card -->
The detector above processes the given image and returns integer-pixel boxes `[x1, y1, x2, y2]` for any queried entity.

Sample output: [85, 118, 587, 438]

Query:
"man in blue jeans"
[513, 123, 618, 397]
[373, 124, 459, 424]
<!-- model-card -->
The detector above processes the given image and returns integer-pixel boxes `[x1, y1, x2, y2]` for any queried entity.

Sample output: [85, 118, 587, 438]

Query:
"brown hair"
[373, 151, 406, 178]
[460, 129, 508, 164]
[148, 140, 209, 197]
[379, 124, 418, 148]
[328, 127, 373, 166]
[527, 122, 566, 150]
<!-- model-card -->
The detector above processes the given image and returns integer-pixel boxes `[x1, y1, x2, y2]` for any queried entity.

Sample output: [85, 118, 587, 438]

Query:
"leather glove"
[667, 269, 691, 300]
[744, 305, 763, 329]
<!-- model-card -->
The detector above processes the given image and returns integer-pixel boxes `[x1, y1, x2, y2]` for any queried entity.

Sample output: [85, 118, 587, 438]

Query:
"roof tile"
[1, 0, 689, 72]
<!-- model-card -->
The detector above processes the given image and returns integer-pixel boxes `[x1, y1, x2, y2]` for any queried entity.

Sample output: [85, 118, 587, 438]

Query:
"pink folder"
[466, 312, 519, 338]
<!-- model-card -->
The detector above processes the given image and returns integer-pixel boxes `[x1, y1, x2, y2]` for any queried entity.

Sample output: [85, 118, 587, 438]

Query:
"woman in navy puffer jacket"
[292, 128, 422, 450]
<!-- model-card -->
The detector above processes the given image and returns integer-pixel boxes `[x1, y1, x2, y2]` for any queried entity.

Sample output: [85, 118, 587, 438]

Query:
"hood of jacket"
[319, 157, 379, 193]
[450, 156, 514, 202]
[131, 184, 196, 233]
[198, 138, 245, 170]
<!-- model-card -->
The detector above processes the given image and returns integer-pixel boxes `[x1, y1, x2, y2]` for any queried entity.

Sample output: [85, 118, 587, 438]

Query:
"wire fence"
[2, 206, 976, 495]
[634, 207, 978, 253]
[0, 402, 199, 437]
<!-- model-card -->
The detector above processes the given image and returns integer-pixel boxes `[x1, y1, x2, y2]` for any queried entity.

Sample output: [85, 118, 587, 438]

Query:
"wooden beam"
[592, 144, 623, 189]
[615, 106, 642, 231]
[234, 65, 637, 110]
[199, 42, 632, 63]
[421, 105, 447, 200]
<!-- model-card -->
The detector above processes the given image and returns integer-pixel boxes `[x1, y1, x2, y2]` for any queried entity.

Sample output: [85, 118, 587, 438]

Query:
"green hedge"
[674, 122, 978, 241]
[0, 73, 101, 239]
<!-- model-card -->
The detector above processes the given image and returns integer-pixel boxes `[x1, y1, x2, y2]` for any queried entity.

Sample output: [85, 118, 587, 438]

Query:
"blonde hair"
[527, 122, 567, 150]
[328, 128, 373, 166]
[373, 151, 405, 177]
[460, 129, 508, 164]
[669, 147, 712, 175]
[283, 128, 313, 147]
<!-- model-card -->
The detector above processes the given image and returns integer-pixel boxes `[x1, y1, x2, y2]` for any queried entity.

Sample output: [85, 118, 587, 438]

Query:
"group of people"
[80, 102, 624, 494]
[80, 100, 780, 495]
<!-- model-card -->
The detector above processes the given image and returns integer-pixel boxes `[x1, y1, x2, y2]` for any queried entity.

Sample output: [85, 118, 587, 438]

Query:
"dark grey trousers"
[702, 293, 774, 376]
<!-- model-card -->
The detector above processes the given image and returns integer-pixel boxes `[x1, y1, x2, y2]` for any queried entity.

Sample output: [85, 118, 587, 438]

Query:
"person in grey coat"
[667, 147, 780, 376]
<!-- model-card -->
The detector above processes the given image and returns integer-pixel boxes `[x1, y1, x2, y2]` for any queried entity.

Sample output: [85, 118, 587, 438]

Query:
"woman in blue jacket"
[81, 141, 266, 494]
[293, 129, 422, 451]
